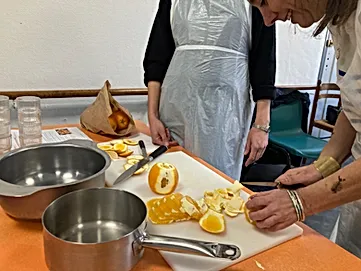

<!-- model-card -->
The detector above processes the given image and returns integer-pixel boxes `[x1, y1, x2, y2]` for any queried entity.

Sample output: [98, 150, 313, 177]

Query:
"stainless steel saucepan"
[42, 188, 241, 271]
[0, 140, 110, 220]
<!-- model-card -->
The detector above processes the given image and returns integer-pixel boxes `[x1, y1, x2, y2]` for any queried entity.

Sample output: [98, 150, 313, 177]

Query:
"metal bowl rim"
[0, 142, 111, 190]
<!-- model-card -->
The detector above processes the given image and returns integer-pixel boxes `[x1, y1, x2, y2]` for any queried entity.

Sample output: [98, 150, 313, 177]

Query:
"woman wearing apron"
[143, 0, 276, 180]
[246, 0, 361, 258]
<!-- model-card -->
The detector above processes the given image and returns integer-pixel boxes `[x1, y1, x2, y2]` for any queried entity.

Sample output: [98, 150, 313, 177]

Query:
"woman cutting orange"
[246, 0, 361, 258]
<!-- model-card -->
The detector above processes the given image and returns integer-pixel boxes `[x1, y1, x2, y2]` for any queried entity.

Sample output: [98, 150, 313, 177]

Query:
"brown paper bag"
[80, 80, 137, 136]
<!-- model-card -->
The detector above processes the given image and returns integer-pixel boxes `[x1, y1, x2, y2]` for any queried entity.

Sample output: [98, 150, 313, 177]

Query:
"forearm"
[147, 81, 161, 120]
[299, 158, 361, 216]
[254, 99, 271, 124]
[320, 111, 356, 164]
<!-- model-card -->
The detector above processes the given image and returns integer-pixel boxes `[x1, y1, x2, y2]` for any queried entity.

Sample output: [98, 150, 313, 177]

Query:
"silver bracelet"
[293, 190, 306, 221]
[286, 190, 305, 222]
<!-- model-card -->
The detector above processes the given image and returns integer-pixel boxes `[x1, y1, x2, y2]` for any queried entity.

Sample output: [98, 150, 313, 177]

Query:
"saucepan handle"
[133, 233, 241, 260]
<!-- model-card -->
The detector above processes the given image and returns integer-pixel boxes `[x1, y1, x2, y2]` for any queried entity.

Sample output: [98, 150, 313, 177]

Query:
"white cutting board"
[106, 151, 303, 271]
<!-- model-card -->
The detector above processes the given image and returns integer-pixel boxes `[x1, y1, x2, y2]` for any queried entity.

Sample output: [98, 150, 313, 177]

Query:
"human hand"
[245, 189, 298, 231]
[244, 127, 268, 166]
[276, 164, 322, 187]
[149, 116, 177, 146]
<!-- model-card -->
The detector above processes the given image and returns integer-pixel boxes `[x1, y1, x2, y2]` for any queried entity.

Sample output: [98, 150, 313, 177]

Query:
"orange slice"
[147, 194, 190, 224]
[123, 139, 138, 146]
[127, 159, 139, 165]
[113, 143, 128, 154]
[199, 209, 225, 234]
[118, 150, 134, 157]
[123, 163, 148, 175]
[105, 150, 118, 160]
[97, 144, 113, 151]
[148, 162, 179, 195]
[127, 155, 144, 161]
[109, 139, 124, 145]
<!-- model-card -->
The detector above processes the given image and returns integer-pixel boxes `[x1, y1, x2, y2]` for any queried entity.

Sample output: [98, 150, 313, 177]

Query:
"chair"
[269, 100, 327, 160]
[308, 81, 341, 134]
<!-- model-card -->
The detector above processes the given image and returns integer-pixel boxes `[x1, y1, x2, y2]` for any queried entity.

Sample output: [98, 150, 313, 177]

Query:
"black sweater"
[143, 0, 276, 101]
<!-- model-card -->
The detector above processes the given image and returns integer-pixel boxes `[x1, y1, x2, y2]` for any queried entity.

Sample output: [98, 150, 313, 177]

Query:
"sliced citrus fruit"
[127, 159, 139, 165]
[97, 144, 113, 151]
[123, 163, 148, 175]
[109, 139, 124, 145]
[196, 198, 209, 215]
[123, 163, 132, 171]
[127, 155, 144, 161]
[106, 150, 118, 160]
[123, 139, 138, 146]
[228, 180, 244, 194]
[199, 209, 225, 234]
[148, 162, 179, 195]
[244, 205, 256, 225]
[118, 150, 134, 157]
[224, 209, 239, 217]
[147, 194, 191, 224]
[180, 196, 203, 220]
[113, 143, 128, 153]
[134, 165, 147, 175]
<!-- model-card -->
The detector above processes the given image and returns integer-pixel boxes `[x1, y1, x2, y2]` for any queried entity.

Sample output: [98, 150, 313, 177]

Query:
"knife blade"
[138, 140, 148, 158]
[241, 181, 305, 190]
[113, 145, 168, 186]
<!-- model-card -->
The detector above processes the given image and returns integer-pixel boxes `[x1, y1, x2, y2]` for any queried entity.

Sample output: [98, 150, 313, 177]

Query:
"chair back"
[270, 100, 303, 133]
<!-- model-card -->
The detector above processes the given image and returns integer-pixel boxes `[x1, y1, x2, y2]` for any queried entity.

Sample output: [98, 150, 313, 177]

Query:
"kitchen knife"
[113, 145, 168, 185]
[138, 140, 148, 158]
[241, 181, 305, 190]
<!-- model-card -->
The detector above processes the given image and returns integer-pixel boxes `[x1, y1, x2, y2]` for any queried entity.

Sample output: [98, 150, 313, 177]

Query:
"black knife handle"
[139, 140, 146, 151]
[149, 145, 168, 160]
[278, 183, 305, 190]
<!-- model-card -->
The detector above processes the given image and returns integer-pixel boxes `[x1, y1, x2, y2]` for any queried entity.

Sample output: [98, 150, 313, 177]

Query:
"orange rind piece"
[180, 196, 203, 220]
[118, 150, 134, 157]
[105, 150, 118, 160]
[244, 205, 256, 225]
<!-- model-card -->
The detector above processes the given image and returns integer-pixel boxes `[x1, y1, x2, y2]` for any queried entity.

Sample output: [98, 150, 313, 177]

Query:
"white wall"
[275, 22, 327, 85]
[1, 0, 327, 91]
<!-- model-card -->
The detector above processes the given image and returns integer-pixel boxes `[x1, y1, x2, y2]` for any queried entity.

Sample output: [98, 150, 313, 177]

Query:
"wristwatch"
[252, 123, 271, 133]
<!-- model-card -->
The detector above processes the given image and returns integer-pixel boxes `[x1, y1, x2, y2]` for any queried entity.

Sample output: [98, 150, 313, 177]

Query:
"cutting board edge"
[160, 223, 304, 271]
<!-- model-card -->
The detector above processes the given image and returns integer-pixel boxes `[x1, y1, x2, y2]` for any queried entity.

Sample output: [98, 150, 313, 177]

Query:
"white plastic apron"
[159, 0, 253, 180]
[329, 0, 361, 258]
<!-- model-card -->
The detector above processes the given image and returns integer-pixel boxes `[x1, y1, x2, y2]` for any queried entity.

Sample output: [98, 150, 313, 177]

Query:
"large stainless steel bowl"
[0, 140, 111, 220]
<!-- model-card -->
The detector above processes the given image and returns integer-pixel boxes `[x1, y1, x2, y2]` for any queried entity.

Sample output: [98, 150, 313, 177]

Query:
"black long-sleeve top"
[143, 0, 276, 102]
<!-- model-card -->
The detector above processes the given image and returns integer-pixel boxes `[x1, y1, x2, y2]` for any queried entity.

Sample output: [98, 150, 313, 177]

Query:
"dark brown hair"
[313, 0, 358, 36]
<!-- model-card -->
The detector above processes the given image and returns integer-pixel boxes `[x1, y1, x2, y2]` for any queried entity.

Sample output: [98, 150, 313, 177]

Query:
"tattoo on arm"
[331, 176, 346, 193]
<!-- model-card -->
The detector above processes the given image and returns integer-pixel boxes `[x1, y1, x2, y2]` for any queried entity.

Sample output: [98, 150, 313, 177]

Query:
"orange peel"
[148, 162, 179, 195]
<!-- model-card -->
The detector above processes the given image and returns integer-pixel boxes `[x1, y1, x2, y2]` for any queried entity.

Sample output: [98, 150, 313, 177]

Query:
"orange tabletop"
[1, 122, 361, 271]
